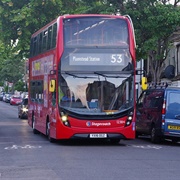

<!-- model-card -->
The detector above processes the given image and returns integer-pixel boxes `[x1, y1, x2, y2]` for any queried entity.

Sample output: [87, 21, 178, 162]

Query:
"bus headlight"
[61, 114, 71, 127]
[62, 115, 68, 122]
[125, 111, 133, 127]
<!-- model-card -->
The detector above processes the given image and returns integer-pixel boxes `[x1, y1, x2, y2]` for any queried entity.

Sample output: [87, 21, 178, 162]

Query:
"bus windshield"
[58, 73, 134, 114]
[64, 17, 129, 47]
[59, 16, 134, 115]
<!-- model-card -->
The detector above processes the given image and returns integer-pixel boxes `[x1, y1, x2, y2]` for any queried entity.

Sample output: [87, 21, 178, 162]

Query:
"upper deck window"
[63, 17, 129, 47]
[30, 23, 57, 57]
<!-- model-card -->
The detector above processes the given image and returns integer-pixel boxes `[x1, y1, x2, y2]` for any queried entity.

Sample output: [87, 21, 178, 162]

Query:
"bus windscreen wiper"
[65, 72, 96, 79]
[94, 72, 131, 78]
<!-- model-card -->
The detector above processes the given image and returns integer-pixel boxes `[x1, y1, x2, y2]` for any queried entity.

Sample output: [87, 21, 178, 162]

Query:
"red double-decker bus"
[28, 14, 136, 143]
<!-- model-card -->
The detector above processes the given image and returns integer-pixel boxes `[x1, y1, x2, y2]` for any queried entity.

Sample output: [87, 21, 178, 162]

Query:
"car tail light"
[162, 100, 166, 114]
[162, 119, 165, 126]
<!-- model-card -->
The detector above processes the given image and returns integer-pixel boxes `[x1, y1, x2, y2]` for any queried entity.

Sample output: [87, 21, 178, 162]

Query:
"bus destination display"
[69, 53, 125, 66]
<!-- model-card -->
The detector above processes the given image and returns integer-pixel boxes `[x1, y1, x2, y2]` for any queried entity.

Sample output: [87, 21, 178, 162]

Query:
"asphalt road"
[0, 100, 180, 180]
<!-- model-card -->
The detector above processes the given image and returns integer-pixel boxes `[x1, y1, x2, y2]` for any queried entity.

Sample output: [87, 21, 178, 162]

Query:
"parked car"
[3, 93, 8, 102]
[136, 83, 180, 143]
[18, 98, 28, 119]
[10, 95, 22, 105]
[0, 92, 5, 101]
[3, 93, 13, 103]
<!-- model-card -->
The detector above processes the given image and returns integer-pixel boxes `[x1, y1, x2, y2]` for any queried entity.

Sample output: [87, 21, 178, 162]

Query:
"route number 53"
[111, 54, 123, 64]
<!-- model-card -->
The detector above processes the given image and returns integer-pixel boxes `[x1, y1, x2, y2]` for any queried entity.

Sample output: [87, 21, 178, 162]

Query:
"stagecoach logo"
[86, 122, 91, 127]
[86, 122, 111, 127]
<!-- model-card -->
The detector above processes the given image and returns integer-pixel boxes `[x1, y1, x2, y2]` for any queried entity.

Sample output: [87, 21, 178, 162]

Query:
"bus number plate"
[90, 134, 107, 138]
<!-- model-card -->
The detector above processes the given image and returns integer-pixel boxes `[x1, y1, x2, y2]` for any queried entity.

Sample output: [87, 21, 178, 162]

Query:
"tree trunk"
[148, 51, 165, 83]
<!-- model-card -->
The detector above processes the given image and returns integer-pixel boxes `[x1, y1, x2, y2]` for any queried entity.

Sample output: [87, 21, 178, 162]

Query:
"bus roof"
[31, 14, 128, 37]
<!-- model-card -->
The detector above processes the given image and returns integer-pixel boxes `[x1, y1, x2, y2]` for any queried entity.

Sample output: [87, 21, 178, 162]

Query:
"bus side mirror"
[141, 77, 148, 90]
[49, 80, 56, 92]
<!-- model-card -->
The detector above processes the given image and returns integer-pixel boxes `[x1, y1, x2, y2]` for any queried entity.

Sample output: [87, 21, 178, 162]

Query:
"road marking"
[4, 144, 42, 150]
[128, 144, 162, 150]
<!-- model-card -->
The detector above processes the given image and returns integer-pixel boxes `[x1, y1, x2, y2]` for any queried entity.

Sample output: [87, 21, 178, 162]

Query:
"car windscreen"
[23, 99, 28, 105]
[138, 90, 164, 109]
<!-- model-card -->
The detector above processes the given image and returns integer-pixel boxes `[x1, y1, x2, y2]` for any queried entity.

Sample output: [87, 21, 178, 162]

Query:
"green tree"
[0, 56, 24, 92]
[124, 0, 180, 82]
[0, 0, 179, 85]
[0, 0, 64, 58]
[14, 80, 26, 91]
[0, 0, 64, 87]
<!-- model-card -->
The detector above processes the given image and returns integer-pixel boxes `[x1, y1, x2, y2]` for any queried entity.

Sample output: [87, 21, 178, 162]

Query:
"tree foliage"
[0, 0, 179, 88]
[124, 0, 180, 82]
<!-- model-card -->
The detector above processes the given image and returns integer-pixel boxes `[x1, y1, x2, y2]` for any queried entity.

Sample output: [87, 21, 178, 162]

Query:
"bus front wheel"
[46, 121, 55, 143]
[32, 115, 39, 134]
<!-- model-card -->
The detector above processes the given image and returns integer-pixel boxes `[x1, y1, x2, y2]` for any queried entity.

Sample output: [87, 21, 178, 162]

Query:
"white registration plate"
[90, 134, 107, 138]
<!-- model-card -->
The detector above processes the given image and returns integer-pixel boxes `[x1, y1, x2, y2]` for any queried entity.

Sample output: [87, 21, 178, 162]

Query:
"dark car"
[136, 83, 180, 143]
[18, 98, 28, 119]
[10, 95, 22, 105]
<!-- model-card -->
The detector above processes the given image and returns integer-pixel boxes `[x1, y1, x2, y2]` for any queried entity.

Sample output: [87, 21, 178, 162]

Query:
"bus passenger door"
[48, 78, 57, 137]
